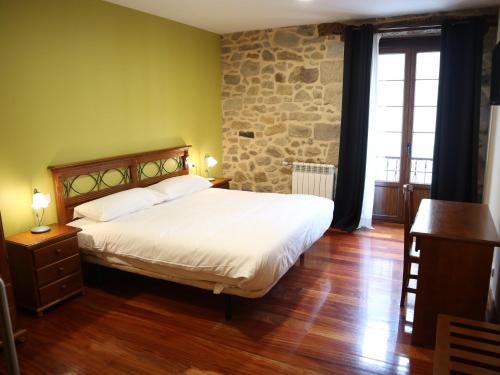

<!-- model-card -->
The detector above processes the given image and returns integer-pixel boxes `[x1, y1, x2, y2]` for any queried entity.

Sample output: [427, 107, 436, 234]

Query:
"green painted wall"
[0, 0, 222, 236]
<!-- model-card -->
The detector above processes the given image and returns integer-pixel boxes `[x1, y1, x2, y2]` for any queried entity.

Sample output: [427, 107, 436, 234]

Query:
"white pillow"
[73, 188, 165, 222]
[147, 175, 211, 201]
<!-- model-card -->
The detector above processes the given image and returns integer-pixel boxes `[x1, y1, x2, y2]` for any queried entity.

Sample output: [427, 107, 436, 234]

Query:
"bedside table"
[6, 224, 84, 317]
[211, 178, 231, 189]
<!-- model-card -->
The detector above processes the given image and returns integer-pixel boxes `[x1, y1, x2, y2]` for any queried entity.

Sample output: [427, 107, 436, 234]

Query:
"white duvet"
[71, 188, 334, 296]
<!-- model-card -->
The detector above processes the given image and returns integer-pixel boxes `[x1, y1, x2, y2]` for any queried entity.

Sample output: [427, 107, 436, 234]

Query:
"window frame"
[377, 36, 441, 189]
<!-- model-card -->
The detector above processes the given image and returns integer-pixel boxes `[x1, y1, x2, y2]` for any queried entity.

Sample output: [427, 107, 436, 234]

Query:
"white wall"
[484, 9, 500, 321]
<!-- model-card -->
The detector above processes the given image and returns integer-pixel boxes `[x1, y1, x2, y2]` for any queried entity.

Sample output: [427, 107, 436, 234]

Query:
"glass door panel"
[410, 51, 440, 185]
[374, 53, 405, 183]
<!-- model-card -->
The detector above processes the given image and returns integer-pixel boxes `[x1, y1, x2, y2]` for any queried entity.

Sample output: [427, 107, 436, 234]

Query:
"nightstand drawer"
[36, 254, 81, 287]
[39, 272, 82, 307]
[34, 237, 79, 268]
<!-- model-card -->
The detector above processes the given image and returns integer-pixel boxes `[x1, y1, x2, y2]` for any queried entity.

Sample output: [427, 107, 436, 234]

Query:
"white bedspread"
[70, 188, 334, 296]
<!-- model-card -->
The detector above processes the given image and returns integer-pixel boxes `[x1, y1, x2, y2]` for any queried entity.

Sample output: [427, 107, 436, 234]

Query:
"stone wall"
[221, 20, 496, 196]
[221, 25, 344, 192]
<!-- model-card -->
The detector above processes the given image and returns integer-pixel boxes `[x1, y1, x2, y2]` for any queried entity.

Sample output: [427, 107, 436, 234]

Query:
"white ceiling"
[103, 0, 499, 34]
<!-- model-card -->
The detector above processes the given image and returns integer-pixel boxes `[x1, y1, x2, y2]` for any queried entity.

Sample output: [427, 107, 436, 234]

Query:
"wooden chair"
[400, 184, 420, 307]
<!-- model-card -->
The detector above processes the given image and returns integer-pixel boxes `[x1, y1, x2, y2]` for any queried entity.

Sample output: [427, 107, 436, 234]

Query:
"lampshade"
[32, 189, 51, 210]
[205, 155, 218, 167]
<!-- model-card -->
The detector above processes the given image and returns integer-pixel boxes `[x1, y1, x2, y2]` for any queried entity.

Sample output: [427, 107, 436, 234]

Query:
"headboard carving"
[48, 145, 191, 224]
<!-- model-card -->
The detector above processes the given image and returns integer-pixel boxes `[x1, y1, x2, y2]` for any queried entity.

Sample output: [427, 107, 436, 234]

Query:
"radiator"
[292, 162, 336, 200]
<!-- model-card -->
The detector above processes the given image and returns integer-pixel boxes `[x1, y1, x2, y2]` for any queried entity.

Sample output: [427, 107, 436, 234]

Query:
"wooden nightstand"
[0, 213, 27, 344]
[6, 224, 84, 317]
[211, 178, 231, 189]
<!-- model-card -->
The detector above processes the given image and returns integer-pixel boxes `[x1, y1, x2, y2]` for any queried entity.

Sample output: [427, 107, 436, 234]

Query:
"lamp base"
[31, 225, 51, 234]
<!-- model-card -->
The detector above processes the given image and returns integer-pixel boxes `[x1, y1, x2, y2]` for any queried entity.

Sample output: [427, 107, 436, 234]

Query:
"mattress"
[69, 188, 334, 297]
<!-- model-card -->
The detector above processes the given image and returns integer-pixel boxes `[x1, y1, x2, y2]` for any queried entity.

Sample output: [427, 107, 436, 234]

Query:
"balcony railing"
[376, 156, 400, 182]
[375, 156, 433, 184]
[410, 157, 433, 185]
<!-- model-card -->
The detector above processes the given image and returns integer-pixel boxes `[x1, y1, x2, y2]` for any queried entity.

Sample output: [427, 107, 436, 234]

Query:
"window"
[374, 38, 440, 186]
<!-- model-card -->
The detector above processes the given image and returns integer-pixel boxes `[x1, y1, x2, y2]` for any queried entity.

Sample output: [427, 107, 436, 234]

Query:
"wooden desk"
[410, 199, 500, 347]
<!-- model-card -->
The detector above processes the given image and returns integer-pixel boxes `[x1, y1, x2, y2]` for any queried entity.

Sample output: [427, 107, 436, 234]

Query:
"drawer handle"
[55, 249, 62, 255]
[60, 284, 67, 291]
[58, 267, 65, 274]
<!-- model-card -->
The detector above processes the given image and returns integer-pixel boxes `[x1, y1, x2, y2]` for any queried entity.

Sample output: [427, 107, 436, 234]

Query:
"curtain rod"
[375, 24, 442, 33]
[319, 12, 497, 37]
[370, 14, 496, 31]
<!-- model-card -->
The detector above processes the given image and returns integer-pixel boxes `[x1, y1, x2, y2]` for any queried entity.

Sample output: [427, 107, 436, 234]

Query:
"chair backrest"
[403, 184, 414, 249]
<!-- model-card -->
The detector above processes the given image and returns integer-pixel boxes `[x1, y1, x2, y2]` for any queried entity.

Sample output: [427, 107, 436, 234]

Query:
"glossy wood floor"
[2, 223, 433, 374]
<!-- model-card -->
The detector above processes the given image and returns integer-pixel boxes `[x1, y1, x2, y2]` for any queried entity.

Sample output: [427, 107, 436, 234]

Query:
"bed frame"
[47, 145, 307, 320]
[48, 146, 237, 319]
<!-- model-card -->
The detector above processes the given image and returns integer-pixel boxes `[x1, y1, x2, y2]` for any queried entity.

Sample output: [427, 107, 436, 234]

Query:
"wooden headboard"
[48, 146, 191, 224]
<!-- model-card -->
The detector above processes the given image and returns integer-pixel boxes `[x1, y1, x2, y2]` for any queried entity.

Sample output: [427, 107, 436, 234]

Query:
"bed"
[48, 146, 334, 318]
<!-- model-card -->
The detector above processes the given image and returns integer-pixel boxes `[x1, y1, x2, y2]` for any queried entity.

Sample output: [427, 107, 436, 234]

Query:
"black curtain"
[431, 18, 487, 202]
[332, 25, 374, 232]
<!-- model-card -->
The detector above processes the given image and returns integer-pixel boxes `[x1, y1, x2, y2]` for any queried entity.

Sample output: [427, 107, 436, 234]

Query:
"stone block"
[277, 51, 303, 61]
[262, 65, 274, 74]
[326, 142, 340, 164]
[254, 172, 268, 183]
[320, 60, 342, 84]
[305, 146, 322, 157]
[247, 86, 260, 96]
[324, 83, 342, 106]
[241, 60, 260, 76]
[314, 123, 339, 141]
[274, 31, 300, 48]
[325, 39, 344, 60]
[294, 89, 312, 102]
[231, 120, 251, 130]
[264, 123, 287, 136]
[262, 50, 275, 61]
[289, 125, 312, 138]
[224, 75, 240, 85]
[289, 112, 321, 121]
[275, 72, 286, 83]
[297, 25, 316, 37]
[256, 156, 271, 166]
[279, 102, 300, 112]
[223, 98, 243, 111]
[277, 84, 293, 96]
[265, 145, 284, 158]
[288, 66, 319, 84]
[233, 171, 246, 182]
[239, 43, 262, 51]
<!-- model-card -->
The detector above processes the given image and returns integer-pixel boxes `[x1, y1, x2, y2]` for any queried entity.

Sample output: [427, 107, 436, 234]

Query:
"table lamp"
[31, 189, 51, 234]
[205, 155, 217, 181]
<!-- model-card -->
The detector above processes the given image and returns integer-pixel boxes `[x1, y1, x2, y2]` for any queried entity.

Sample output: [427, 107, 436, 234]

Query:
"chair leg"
[400, 257, 409, 307]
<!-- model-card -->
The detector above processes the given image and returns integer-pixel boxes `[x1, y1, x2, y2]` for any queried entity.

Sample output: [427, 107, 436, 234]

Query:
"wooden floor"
[2, 223, 433, 374]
